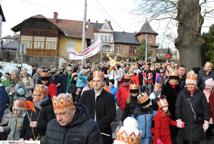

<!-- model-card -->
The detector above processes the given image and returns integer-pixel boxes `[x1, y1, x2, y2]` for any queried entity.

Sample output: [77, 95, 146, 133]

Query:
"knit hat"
[52, 93, 74, 113]
[114, 117, 141, 144]
[33, 84, 47, 99]
[186, 71, 197, 85]
[137, 93, 150, 107]
[205, 78, 214, 89]
[157, 97, 168, 108]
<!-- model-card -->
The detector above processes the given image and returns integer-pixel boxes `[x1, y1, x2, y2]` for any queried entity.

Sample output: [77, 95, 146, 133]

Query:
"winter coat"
[80, 89, 116, 144]
[175, 88, 210, 142]
[162, 82, 181, 120]
[47, 82, 57, 98]
[76, 72, 88, 88]
[198, 70, 214, 90]
[116, 83, 130, 110]
[0, 85, 9, 121]
[121, 96, 138, 121]
[6, 112, 25, 140]
[37, 97, 55, 136]
[20, 107, 40, 140]
[134, 105, 155, 139]
[131, 74, 139, 85]
[209, 90, 214, 120]
[43, 103, 103, 144]
[22, 76, 34, 97]
[152, 109, 177, 144]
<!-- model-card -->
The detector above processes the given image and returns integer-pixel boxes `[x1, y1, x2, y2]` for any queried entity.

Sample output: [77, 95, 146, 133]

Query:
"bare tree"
[135, 0, 214, 70]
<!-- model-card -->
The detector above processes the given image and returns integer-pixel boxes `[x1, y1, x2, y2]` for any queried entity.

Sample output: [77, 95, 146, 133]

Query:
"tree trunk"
[175, 0, 204, 70]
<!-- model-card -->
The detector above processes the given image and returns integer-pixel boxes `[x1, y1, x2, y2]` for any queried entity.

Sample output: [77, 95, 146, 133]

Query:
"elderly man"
[80, 70, 116, 144]
[43, 93, 102, 144]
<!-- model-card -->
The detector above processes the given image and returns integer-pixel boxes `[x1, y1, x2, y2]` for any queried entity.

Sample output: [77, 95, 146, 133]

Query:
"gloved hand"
[157, 138, 163, 144]
[203, 120, 209, 132]
[176, 119, 185, 128]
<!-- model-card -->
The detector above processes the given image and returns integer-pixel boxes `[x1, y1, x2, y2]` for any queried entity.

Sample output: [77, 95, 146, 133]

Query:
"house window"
[34, 36, 45, 49]
[46, 37, 57, 50]
[129, 46, 136, 54]
[67, 41, 74, 51]
[21, 36, 33, 49]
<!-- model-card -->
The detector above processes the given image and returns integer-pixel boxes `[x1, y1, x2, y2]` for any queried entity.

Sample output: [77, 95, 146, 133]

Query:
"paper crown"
[33, 84, 47, 98]
[124, 74, 131, 80]
[40, 71, 49, 78]
[93, 70, 104, 79]
[114, 117, 141, 144]
[13, 99, 25, 110]
[130, 83, 139, 90]
[169, 69, 178, 77]
[204, 62, 213, 68]
[52, 93, 74, 112]
[154, 82, 162, 91]
[137, 93, 150, 106]
[186, 71, 197, 85]
[157, 97, 168, 108]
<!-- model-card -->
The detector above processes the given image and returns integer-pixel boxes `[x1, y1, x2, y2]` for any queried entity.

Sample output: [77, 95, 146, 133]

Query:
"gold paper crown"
[52, 93, 74, 112]
[93, 70, 104, 78]
[40, 71, 49, 78]
[130, 83, 139, 90]
[157, 97, 168, 108]
[169, 69, 178, 77]
[33, 84, 47, 98]
[124, 73, 131, 80]
[13, 99, 25, 110]
[154, 82, 162, 91]
[186, 71, 197, 85]
[137, 93, 150, 105]
[115, 130, 141, 144]
[204, 62, 213, 68]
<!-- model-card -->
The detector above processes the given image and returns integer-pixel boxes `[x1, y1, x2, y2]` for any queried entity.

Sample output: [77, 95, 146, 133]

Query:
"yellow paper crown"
[130, 83, 139, 90]
[52, 93, 74, 112]
[115, 131, 141, 144]
[33, 84, 47, 98]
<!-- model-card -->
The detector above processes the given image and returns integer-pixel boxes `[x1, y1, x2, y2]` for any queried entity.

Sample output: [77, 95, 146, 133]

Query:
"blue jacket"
[0, 85, 9, 119]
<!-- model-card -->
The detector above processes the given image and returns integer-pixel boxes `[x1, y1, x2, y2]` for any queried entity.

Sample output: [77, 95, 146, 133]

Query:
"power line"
[93, 0, 125, 31]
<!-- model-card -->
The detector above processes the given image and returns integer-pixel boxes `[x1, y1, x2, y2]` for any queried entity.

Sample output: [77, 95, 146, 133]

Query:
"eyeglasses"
[130, 89, 139, 93]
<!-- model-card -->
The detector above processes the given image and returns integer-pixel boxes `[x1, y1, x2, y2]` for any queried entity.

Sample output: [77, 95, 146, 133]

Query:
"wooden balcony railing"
[26, 49, 57, 57]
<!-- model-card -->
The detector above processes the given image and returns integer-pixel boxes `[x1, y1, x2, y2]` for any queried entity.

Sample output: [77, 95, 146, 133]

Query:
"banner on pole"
[68, 39, 102, 60]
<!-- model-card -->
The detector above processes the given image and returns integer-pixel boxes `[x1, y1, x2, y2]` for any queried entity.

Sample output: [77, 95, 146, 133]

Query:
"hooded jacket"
[43, 103, 103, 144]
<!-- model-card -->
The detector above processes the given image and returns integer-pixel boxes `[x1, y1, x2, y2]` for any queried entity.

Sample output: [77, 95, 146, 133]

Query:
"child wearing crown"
[152, 96, 185, 144]
[0, 99, 26, 140]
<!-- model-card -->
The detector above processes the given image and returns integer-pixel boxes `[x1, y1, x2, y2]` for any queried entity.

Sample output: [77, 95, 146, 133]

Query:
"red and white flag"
[68, 39, 102, 60]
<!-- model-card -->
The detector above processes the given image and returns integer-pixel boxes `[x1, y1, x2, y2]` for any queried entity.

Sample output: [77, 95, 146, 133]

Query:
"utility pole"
[145, 34, 148, 62]
[81, 0, 87, 65]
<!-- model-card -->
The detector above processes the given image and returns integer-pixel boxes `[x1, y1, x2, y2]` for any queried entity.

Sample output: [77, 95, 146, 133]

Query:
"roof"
[114, 31, 139, 45]
[91, 22, 103, 31]
[0, 5, 6, 22]
[11, 14, 94, 39]
[137, 20, 158, 35]
[2, 40, 18, 50]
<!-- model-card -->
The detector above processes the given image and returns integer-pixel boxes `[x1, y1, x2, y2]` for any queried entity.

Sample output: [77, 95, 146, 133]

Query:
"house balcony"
[26, 49, 57, 57]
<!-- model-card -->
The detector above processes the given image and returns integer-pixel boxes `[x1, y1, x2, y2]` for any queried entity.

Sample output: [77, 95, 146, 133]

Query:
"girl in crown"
[152, 96, 185, 144]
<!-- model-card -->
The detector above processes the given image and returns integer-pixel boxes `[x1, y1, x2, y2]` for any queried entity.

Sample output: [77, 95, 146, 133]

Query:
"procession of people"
[0, 60, 214, 144]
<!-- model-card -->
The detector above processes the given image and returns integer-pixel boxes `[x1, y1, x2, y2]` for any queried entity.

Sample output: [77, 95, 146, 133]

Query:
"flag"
[24, 100, 36, 112]
[68, 39, 102, 60]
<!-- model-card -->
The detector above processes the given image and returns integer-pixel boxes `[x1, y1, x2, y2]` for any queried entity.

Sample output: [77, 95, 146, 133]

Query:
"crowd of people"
[0, 60, 213, 144]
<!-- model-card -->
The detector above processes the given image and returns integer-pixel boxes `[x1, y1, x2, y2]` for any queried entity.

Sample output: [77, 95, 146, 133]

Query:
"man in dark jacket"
[80, 70, 116, 144]
[43, 93, 102, 144]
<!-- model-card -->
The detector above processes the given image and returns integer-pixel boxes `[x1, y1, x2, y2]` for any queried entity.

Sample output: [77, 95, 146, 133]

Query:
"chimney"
[53, 12, 58, 23]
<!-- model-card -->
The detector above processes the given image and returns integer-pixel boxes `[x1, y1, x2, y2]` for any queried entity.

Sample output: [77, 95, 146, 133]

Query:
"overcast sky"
[1, 0, 214, 48]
